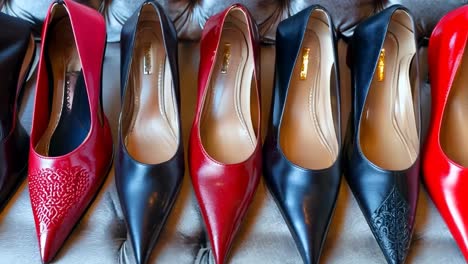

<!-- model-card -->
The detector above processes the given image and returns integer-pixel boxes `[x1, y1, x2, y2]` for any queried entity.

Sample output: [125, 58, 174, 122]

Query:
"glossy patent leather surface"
[189, 4, 261, 264]
[27, 0, 113, 263]
[344, 5, 421, 264]
[423, 5, 468, 261]
[116, 1, 184, 264]
[262, 5, 341, 264]
[0, 13, 34, 211]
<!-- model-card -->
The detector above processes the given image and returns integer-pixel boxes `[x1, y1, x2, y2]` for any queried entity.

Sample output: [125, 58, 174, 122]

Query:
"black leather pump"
[263, 6, 341, 264]
[0, 13, 35, 211]
[344, 5, 421, 264]
[116, 1, 184, 264]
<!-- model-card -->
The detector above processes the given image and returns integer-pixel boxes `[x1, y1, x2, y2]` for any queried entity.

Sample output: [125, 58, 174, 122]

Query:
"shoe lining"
[122, 5, 179, 164]
[199, 9, 257, 164]
[440, 43, 468, 167]
[359, 10, 419, 170]
[279, 9, 339, 170]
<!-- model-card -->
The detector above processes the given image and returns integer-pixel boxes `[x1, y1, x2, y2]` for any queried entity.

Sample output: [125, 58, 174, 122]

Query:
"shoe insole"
[200, 19, 256, 164]
[279, 14, 339, 170]
[440, 44, 468, 167]
[35, 17, 91, 157]
[124, 20, 178, 164]
[359, 12, 419, 170]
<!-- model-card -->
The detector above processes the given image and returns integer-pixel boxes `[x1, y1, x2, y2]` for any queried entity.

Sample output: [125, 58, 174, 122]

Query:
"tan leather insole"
[200, 21, 256, 164]
[125, 20, 178, 164]
[279, 18, 338, 170]
[35, 18, 81, 155]
[359, 18, 419, 170]
[440, 46, 468, 167]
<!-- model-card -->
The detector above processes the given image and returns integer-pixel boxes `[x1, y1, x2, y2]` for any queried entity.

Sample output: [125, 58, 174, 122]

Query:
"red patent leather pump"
[28, 0, 113, 262]
[188, 4, 261, 264]
[423, 5, 468, 260]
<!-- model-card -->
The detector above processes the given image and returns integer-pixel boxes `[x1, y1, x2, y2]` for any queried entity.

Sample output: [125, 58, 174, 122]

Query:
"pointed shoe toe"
[280, 190, 339, 264]
[29, 162, 111, 262]
[291, 220, 330, 264]
[211, 236, 229, 264]
[300, 245, 321, 264]
[367, 186, 413, 264]
[125, 207, 162, 264]
[39, 230, 65, 264]
[131, 234, 151, 264]
[345, 162, 418, 262]
[195, 171, 260, 264]
[346, 168, 418, 263]
[118, 168, 183, 264]
[264, 155, 341, 264]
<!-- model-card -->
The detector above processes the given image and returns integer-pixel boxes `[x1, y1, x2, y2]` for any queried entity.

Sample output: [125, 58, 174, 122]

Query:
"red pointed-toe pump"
[28, 0, 113, 262]
[423, 5, 468, 260]
[189, 4, 261, 264]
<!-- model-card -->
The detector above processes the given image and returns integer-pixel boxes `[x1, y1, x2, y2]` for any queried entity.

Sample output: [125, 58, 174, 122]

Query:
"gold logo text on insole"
[144, 44, 152, 75]
[378, 49, 385, 82]
[221, 43, 231, 74]
[300, 48, 310, 80]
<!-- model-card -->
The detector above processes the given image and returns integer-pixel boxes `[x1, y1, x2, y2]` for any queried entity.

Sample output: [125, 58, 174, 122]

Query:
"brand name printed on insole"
[300, 48, 310, 80]
[144, 44, 152, 75]
[378, 49, 385, 82]
[221, 43, 231, 74]
[66, 77, 72, 111]
[65, 73, 77, 112]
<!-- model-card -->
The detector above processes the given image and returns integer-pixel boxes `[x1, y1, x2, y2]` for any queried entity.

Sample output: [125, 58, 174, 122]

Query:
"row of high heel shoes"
[1, 0, 468, 263]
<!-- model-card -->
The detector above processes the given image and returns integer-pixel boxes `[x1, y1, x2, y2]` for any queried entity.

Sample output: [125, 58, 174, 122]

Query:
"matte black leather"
[263, 6, 342, 264]
[0, 13, 33, 211]
[115, 1, 184, 264]
[344, 5, 421, 264]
